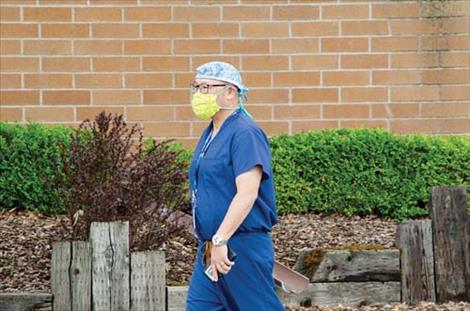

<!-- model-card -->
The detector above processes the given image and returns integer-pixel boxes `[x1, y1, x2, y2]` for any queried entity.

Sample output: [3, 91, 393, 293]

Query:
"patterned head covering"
[195, 61, 251, 118]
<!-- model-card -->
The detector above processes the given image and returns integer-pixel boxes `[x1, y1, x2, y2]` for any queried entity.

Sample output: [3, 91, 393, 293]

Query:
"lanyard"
[194, 129, 214, 189]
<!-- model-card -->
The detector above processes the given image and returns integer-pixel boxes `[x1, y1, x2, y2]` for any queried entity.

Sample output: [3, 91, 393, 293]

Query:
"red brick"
[43, 91, 90, 105]
[25, 74, 73, 89]
[223, 6, 270, 21]
[124, 40, 171, 55]
[291, 22, 339, 36]
[292, 55, 338, 70]
[126, 74, 172, 88]
[272, 39, 318, 53]
[421, 69, 470, 84]
[441, 86, 470, 100]
[223, 40, 269, 54]
[440, 52, 470, 67]
[372, 37, 418, 52]
[193, 23, 239, 38]
[340, 120, 387, 129]
[143, 57, 190, 72]
[76, 107, 124, 121]
[75, 74, 122, 89]
[342, 87, 387, 102]
[391, 53, 439, 68]
[0, 7, 20, 21]
[175, 106, 198, 121]
[342, 21, 388, 35]
[243, 105, 272, 120]
[174, 6, 219, 21]
[0, 74, 21, 88]
[292, 88, 338, 103]
[421, 35, 470, 50]
[372, 3, 420, 18]
[75, 8, 122, 21]
[175, 73, 198, 88]
[24, 8, 71, 22]
[75, 40, 122, 55]
[273, 5, 319, 20]
[43, 57, 90, 72]
[92, 24, 140, 38]
[0, 24, 38, 38]
[371, 104, 419, 118]
[1, 91, 39, 105]
[144, 122, 190, 137]
[372, 70, 421, 85]
[0, 57, 39, 72]
[0, 40, 21, 54]
[322, 5, 369, 19]
[124, 7, 171, 21]
[292, 120, 338, 132]
[273, 105, 321, 120]
[143, 24, 189, 38]
[341, 55, 387, 69]
[94, 57, 140, 72]
[24, 40, 71, 55]
[249, 89, 289, 104]
[391, 86, 440, 101]
[127, 107, 174, 121]
[440, 119, 470, 134]
[242, 56, 288, 71]
[241, 23, 289, 37]
[174, 40, 220, 54]
[0, 108, 22, 122]
[323, 104, 369, 119]
[243, 72, 271, 88]
[273, 72, 320, 86]
[322, 38, 368, 52]
[391, 119, 441, 134]
[42, 24, 89, 38]
[257, 121, 289, 136]
[421, 103, 469, 118]
[93, 90, 141, 105]
[26, 107, 74, 122]
[323, 71, 369, 86]
[391, 19, 470, 34]
[144, 90, 188, 105]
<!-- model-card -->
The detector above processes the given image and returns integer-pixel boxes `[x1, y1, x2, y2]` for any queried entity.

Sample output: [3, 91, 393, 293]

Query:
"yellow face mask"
[191, 93, 220, 120]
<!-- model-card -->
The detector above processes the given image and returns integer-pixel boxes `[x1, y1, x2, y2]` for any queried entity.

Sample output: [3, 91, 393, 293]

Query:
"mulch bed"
[1, 210, 469, 310]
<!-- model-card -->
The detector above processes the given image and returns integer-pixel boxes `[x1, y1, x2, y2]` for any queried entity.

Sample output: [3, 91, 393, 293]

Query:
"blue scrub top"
[189, 110, 278, 241]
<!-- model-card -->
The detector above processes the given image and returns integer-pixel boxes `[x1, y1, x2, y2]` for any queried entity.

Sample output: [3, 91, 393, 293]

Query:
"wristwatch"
[212, 234, 228, 247]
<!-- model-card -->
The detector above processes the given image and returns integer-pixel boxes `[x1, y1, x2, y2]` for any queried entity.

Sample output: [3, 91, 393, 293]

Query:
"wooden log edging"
[428, 186, 470, 302]
[294, 248, 400, 283]
[396, 219, 435, 304]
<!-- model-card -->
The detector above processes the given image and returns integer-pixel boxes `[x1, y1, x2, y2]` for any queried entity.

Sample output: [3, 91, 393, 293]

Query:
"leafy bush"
[270, 128, 470, 219]
[57, 112, 189, 251]
[0, 122, 71, 214]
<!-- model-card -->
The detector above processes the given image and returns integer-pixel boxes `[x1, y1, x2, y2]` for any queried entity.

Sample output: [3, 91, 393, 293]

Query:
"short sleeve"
[231, 128, 272, 180]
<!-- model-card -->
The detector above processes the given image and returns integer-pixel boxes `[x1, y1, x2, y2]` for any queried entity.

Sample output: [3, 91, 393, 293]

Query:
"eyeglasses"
[190, 82, 227, 94]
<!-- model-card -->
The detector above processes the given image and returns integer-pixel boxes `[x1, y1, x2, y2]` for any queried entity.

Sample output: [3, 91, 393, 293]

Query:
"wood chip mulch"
[1, 210, 469, 310]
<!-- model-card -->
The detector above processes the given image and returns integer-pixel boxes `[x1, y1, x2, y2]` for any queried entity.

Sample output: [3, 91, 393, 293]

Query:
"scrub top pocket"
[199, 157, 231, 188]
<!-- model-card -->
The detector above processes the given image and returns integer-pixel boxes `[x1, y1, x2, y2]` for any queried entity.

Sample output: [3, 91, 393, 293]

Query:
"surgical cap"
[195, 61, 248, 95]
[195, 61, 252, 118]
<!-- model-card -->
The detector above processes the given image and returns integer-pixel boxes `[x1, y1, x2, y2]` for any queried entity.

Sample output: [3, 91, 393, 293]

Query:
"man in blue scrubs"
[186, 61, 285, 311]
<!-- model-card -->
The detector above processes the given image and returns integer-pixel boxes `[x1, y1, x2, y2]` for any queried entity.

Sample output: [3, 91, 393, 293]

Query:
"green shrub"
[270, 128, 470, 219]
[0, 122, 72, 214]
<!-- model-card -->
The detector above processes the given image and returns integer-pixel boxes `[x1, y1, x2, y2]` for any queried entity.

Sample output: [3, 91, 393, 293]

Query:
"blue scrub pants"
[186, 232, 285, 311]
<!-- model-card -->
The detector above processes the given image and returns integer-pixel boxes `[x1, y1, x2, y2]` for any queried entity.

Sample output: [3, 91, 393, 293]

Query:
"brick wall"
[0, 0, 469, 147]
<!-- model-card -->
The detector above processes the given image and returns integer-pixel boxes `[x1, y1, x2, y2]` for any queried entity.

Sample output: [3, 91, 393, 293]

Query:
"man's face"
[191, 78, 237, 107]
